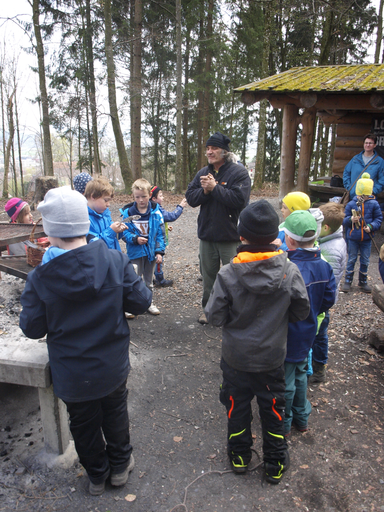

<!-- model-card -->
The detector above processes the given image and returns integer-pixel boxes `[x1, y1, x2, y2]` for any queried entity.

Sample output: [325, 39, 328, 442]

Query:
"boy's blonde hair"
[319, 203, 344, 233]
[84, 177, 114, 199]
[132, 178, 151, 195]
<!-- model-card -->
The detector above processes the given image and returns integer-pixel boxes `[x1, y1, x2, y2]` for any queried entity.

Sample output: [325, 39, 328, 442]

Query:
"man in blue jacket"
[343, 133, 384, 197]
[186, 132, 251, 324]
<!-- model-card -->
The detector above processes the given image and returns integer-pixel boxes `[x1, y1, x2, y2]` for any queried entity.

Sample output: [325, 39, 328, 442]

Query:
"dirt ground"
[1, 191, 384, 512]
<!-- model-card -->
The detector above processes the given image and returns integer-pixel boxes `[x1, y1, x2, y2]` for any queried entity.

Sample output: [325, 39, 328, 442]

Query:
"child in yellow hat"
[275, 192, 311, 250]
[341, 172, 383, 293]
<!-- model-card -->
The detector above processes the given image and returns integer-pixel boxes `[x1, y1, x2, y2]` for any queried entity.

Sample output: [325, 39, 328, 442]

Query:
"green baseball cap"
[283, 210, 318, 242]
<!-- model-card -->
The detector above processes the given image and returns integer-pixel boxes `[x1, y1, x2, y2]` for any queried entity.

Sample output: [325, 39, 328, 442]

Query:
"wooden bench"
[0, 334, 70, 454]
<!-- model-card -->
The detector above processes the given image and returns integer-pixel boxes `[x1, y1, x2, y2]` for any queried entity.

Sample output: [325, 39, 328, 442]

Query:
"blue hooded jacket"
[343, 196, 383, 242]
[286, 248, 336, 363]
[343, 151, 384, 197]
[87, 206, 121, 251]
[120, 201, 165, 261]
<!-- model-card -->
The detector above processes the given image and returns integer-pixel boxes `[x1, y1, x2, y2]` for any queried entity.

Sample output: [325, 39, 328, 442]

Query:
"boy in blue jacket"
[341, 172, 383, 293]
[150, 185, 188, 287]
[121, 178, 166, 315]
[85, 177, 126, 250]
[283, 210, 336, 435]
[19, 187, 152, 496]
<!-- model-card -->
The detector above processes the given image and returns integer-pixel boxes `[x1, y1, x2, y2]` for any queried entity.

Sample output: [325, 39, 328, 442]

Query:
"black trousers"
[64, 380, 132, 484]
[220, 359, 288, 467]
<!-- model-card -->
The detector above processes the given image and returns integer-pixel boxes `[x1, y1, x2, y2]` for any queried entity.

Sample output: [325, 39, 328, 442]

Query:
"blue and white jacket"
[343, 196, 383, 243]
[286, 248, 336, 363]
[120, 202, 165, 261]
[87, 207, 121, 251]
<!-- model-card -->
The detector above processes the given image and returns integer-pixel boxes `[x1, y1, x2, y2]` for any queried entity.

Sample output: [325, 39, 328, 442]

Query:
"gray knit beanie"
[37, 186, 90, 238]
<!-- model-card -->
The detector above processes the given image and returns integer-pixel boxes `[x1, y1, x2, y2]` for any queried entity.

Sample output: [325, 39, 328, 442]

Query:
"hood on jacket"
[33, 240, 110, 302]
[231, 250, 288, 294]
[318, 225, 344, 244]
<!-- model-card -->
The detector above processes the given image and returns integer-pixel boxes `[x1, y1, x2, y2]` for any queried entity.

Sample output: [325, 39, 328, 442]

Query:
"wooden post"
[279, 104, 299, 201]
[297, 107, 317, 193]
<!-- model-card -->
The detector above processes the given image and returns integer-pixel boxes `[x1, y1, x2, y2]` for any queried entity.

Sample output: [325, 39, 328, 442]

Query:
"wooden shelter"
[235, 64, 384, 200]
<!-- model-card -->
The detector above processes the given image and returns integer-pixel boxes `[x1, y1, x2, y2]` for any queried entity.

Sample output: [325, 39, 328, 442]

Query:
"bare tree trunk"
[3, 92, 15, 198]
[32, 0, 54, 176]
[0, 66, 7, 195]
[201, 0, 213, 152]
[376, 0, 384, 63]
[255, 0, 276, 189]
[182, 30, 190, 188]
[14, 87, 24, 196]
[131, 0, 142, 180]
[104, 0, 133, 192]
[85, 0, 101, 174]
[174, 0, 183, 193]
[196, 16, 204, 172]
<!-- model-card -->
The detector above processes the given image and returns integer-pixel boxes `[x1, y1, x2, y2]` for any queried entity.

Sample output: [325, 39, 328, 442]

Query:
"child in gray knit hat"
[20, 186, 152, 496]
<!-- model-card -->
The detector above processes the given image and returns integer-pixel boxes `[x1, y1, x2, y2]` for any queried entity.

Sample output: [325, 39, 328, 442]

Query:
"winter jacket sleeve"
[373, 159, 384, 195]
[343, 159, 353, 191]
[160, 205, 184, 222]
[319, 265, 336, 314]
[185, 170, 212, 207]
[19, 273, 48, 339]
[123, 259, 152, 315]
[204, 272, 231, 327]
[209, 169, 251, 210]
[88, 209, 118, 249]
[367, 201, 383, 232]
[154, 220, 166, 255]
[287, 265, 311, 323]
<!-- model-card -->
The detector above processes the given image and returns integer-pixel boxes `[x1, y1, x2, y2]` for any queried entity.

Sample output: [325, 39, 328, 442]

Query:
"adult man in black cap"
[186, 132, 251, 324]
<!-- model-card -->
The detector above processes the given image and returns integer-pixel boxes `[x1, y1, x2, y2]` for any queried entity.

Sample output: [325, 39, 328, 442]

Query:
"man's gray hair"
[222, 151, 237, 163]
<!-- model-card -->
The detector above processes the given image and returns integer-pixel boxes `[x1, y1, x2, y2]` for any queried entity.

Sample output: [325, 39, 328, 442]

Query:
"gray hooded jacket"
[205, 250, 310, 373]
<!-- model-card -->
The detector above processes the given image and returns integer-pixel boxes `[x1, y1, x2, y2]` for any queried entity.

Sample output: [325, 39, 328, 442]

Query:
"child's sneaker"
[155, 277, 173, 287]
[111, 455, 135, 487]
[147, 304, 160, 315]
[310, 362, 326, 383]
[264, 452, 290, 485]
[230, 453, 250, 474]
[89, 480, 106, 496]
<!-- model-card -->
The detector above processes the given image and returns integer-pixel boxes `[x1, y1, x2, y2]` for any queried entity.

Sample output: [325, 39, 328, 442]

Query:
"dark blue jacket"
[343, 196, 383, 242]
[286, 249, 336, 363]
[19, 241, 152, 402]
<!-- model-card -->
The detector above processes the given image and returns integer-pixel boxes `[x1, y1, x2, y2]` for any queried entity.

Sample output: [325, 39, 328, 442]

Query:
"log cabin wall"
[332, 113, 373, 177]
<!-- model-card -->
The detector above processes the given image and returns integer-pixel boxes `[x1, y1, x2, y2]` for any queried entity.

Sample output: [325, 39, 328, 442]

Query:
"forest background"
[0, 0, 383, 198]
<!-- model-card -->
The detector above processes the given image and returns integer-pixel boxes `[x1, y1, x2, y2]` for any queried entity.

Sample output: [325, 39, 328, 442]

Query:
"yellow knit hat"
[282, 192, 311, 212]
[356, 172, 374, 196]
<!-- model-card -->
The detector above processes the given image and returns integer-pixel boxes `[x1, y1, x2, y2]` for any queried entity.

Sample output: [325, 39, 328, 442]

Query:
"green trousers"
[199, 239, 239, 308]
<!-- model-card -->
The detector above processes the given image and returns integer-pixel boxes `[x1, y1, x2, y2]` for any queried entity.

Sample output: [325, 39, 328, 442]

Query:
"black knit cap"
[238, 200, 279, 245]
[206, 132, 230, 152]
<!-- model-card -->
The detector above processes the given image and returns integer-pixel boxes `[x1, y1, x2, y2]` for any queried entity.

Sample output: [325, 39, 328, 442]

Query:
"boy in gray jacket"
[205, 200, 310, 484]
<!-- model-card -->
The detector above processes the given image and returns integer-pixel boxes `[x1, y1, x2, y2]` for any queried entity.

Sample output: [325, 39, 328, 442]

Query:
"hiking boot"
[154, 278, 173, 287]
[89, 480, 105, 496]
[198, 312, 208, 324]
[264, 452, 290, 485]
[341, 281, 351, 293]
[292, 420, 308, 432]
[230, 454, 250, 474]
[310, 362, 326, 383]
[111, 455, 135, 487]
[358, 281, 371, 293]
[147, 304, 160, 315]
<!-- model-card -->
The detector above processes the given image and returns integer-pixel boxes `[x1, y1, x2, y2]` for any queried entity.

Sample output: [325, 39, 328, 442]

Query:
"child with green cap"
[276, 191, 311, 250]
[341, 172, 383, 293]
[283, 210, 336, 435]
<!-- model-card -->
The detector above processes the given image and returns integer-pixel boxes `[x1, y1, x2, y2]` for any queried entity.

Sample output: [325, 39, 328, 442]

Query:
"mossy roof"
[235, 64, 384, 93]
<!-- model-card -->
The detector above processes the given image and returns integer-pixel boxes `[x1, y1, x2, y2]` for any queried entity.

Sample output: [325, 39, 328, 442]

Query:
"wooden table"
[0, 222, 46, 280]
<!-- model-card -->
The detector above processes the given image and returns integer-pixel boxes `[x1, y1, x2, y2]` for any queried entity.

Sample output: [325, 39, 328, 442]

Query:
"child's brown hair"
[319, 202, 344, 233]
[132, 178, 151, 195]
[15, 204, 31, 223]
[84, 177, 114, 199]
